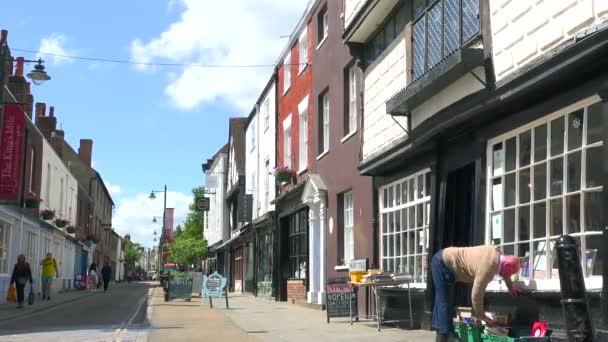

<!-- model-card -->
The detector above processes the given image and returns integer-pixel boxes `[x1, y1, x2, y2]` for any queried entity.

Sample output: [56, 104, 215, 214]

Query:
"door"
[442, 162, 476, 307]
[232, 247, 244, 292]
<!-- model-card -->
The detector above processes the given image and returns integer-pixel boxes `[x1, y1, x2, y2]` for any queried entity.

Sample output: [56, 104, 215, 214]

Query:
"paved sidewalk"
[0, 281, 130, 323]
[220, 294, 436, 342]
[146, 286, 258, 342]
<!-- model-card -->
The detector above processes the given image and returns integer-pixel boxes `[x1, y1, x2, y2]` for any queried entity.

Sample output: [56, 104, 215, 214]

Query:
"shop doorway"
[232, 247, 244, 292]
[442, 162, 476, 307]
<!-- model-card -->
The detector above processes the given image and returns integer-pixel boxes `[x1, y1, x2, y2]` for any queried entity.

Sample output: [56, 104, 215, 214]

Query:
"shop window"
[379, 170, 431, 282]
[412, 0, 480, 80]
[487, 98, 603, 282]
[289, 211, 308, 279]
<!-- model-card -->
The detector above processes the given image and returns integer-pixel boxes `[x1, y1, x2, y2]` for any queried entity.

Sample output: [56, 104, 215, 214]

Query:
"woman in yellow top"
[40, 252, 59, 300]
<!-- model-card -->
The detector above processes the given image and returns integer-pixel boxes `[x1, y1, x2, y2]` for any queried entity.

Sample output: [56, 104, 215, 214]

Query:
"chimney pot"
[15, 57, 24, 77]
[49, 106, 55, 117]
[0, 30, 7, 46]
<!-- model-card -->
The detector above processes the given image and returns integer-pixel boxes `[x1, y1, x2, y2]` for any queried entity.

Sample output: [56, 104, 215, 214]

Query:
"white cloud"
[106, 183, 122, 196]
[112, 191, 192, 248]
[130, 0, 310, 111]
[38, 33, 73, 65]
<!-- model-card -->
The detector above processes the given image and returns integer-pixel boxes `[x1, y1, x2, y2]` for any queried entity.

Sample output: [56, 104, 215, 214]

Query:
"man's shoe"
[447, 332, 462, 342]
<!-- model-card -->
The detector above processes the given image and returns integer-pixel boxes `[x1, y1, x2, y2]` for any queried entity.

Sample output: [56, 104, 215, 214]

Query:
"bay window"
[412, 0, 480, 80]
[487, 98, 604, 283]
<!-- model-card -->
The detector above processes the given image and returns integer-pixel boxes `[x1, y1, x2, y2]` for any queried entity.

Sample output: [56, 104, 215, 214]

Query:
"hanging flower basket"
[66, 226, 77, 234]
[25, 198, 42, 208]
[273, 166, 293, 183]
[40, 209, 56, 220]
[55, 218, 69, 228]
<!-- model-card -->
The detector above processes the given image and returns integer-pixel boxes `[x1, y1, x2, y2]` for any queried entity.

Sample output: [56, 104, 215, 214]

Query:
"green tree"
[124, 244, 142, 265]
[168, 236, 207, 267]
[182, 187, 205, 239]
[174, 225, 184, 239]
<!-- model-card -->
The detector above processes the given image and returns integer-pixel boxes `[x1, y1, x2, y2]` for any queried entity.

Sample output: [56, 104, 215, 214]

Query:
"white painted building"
[203, 145, 229, 252]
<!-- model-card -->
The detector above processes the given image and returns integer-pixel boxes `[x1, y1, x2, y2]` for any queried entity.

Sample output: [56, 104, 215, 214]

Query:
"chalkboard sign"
[326, 277, 357, 323]
[168, 273, 193, 301]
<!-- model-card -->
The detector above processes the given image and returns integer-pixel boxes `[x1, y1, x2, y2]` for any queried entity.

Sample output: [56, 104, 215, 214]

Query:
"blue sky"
[2, 0, 309, 246]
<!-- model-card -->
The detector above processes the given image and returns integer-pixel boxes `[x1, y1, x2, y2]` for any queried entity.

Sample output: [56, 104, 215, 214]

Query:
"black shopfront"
[358, 26, 608, 340]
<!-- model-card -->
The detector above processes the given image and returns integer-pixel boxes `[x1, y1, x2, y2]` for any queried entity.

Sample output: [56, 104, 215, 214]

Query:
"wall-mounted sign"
[348, 259, 367, 272]
[0, 104, 25, 201]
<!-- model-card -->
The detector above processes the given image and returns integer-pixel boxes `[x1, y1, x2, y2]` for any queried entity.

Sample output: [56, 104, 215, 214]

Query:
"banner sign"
[0, 104, 25, 201]
[165, 208, 174, 243]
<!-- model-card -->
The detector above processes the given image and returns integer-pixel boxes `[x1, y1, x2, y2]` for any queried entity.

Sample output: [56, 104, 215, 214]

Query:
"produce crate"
[481, 334, 551, 342]
[454, 323, 484, 342]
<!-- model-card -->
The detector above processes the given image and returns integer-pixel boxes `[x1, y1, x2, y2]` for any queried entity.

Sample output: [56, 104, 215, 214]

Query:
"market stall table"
[348, 277, 415, 331]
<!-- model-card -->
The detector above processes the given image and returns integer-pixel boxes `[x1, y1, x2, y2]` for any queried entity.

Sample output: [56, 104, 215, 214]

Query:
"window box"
[54, 218, 69, 228]
[273, 166, 294, 184]
[66, 226, 77, 234]
[387, 48, 484, 115]
[40, 209, 55, 220]
[24, 194, 43, 208]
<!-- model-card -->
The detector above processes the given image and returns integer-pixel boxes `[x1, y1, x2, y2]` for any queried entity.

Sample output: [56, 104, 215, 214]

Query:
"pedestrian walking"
[10, 255, 33, 309]
[431, 245, 523, 342]
[101, 262, 112, 292]
[40, 252, 58, 301]
[88, 263, 98, 292]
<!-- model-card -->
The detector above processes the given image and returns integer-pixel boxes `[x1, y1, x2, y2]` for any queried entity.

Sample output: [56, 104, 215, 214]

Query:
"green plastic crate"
[454, 323, 467, 340]
[464, 324, 484, 342]
[481, 334, 551, 342]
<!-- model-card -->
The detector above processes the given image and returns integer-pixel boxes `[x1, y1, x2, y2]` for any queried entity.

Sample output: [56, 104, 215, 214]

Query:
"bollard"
[555, 235, 595, 341]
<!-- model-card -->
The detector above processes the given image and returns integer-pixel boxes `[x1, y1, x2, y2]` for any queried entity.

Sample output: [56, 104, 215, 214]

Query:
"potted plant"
[40, 209, 56, 220]
[273, 166, 294, 184]
[55, 218, 69, 228]
[24, 193, 43, 208]
[66, 225, 77, 234]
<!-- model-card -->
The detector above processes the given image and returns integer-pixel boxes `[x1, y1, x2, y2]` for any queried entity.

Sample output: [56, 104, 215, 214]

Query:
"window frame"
[363, 3, 407, 66]
[0, 218, 10, 274]
[343, 191, 355, 264]
[318, 90, 330, 156]
[264, 158, 270, 210]
[317, 6, 329, 49]
[485, 96, 604, 289]
[299, 107, 308, 173]
[411, 0, 482, 80]
[379, 168, 432, 284]
[263, 99, 270, 132]
[283, 52, 291, 94]
[283, 116, 292, 169]
[299, 29, 308, 74]
[344, 64, 357, 138]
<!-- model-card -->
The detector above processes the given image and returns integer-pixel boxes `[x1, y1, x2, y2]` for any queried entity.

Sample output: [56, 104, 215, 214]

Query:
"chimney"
[52, 130, 65, 158]
[0, 30, 7, 46]
[49, 106, 55, 117]
[79, 139, 93, 167]
[15, 57, 24, 77]
[35, 103, 57, 143]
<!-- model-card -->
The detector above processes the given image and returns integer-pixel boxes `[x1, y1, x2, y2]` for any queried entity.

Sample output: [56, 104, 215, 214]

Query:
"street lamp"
[26, 59, 51, 85]
[149, 185, 167, 271]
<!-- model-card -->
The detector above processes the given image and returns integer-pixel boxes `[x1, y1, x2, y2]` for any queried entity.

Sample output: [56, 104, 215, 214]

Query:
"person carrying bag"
[28, 282, 35, 305]
[6, 285, 16, 303]
[10, 254, 33, 309]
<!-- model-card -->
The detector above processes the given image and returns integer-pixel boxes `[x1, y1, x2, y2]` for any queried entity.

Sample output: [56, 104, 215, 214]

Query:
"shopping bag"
[27, 289, 34, 305]
[6, 286, 16, 303]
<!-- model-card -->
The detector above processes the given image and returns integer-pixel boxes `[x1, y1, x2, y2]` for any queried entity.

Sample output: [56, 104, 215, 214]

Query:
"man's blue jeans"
[431, 249, 456, 334]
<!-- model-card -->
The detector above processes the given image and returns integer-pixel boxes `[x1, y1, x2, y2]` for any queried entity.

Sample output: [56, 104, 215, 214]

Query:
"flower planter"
[66, 226, 76, 234]
[275, 171, 293, 183]
[55, 220, 68, 228]
[41, 211, 55, 220]
[24, 199, 41, 208]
